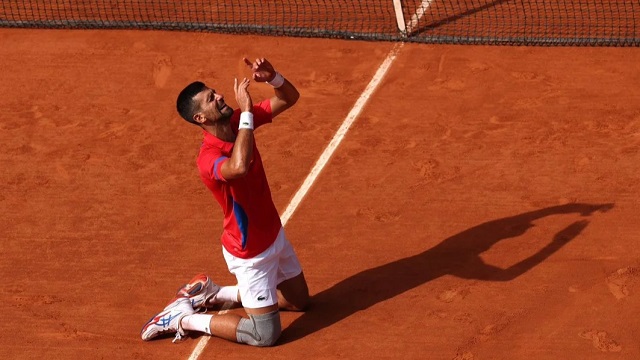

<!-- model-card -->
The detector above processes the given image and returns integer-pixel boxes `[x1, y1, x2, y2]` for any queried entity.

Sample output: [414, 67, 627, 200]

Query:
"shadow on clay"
[279, 202, 614, 344]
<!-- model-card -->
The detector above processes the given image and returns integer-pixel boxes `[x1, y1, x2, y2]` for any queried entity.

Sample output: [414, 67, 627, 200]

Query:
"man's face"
[194, 86, 234, 124]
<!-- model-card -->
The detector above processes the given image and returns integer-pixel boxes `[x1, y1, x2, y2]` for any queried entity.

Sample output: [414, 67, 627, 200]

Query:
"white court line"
[406, 0, 436, 35]
[187, 303, 232, 360]
[280, 43, 403, 225]
[187, 42, 404, 360]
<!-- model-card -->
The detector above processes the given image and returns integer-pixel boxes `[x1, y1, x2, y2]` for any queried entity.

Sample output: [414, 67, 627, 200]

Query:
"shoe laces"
[172, 332, 185, 344]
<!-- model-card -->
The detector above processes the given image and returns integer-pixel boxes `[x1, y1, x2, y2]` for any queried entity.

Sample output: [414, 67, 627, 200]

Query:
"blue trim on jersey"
[233, 200, 249, 249]
[213, 156, 228, 180]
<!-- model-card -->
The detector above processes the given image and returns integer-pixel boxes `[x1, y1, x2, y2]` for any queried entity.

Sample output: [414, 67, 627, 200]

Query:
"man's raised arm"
[244, 57, 299, 118]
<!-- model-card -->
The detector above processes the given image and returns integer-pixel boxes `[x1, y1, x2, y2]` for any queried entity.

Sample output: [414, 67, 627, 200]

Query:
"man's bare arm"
[220, 77, 254, 179]
[244, 57, 300, 118]
[270, 77, 299, 118]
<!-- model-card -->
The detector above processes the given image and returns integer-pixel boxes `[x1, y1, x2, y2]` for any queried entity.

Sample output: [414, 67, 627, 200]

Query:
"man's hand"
[244, 57, 276, 83]
[234, 77, 253, 112]
[243, 56, 299, 118]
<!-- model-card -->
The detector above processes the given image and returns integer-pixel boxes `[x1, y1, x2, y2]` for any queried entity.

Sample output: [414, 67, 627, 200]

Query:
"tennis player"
[141, 57, 309, 346]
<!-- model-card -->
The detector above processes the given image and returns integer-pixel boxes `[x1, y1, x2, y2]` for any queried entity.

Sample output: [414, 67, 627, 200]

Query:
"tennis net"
[1, 0, 638, 46]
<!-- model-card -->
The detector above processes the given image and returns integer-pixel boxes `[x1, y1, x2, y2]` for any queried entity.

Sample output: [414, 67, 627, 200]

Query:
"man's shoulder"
[197, 142, 222, 165]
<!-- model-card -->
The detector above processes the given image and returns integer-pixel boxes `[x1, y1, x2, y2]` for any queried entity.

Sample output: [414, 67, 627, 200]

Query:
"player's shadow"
[279, 202, 614, 344]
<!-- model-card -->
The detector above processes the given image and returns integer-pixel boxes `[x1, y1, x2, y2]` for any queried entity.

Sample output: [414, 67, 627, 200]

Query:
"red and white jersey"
[197, 100, 282, 259]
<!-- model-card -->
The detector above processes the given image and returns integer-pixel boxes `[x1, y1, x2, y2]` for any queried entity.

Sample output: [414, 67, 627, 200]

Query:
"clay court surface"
[1, 27, 640, 359]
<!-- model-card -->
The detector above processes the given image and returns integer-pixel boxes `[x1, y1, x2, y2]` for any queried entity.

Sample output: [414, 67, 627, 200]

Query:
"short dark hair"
[176, 81, 206, 125]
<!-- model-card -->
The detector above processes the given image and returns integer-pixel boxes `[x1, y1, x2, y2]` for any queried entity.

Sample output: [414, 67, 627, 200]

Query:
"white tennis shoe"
[175, 273, 221, 311]
[141, 297, 194, 342]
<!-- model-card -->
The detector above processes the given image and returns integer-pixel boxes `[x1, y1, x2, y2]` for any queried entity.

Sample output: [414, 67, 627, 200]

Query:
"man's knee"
[236, 311, 282, 347]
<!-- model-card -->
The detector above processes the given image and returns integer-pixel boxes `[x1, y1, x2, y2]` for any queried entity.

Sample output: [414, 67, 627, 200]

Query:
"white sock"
[181, 314, 213, 335]
[214, 285, 239, 303]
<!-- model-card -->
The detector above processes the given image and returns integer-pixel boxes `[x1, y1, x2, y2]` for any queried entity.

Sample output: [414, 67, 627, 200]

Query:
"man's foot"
[141, 297, 194, 342]
[175, 273, 221, 311]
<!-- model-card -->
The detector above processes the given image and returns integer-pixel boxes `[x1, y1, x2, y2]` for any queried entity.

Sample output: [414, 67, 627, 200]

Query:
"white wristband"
[267, 72, 285, 88]
[239, 112, 254, 130]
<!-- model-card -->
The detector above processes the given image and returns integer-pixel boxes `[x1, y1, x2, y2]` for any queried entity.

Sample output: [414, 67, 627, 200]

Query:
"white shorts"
[222, 227, 303, 309]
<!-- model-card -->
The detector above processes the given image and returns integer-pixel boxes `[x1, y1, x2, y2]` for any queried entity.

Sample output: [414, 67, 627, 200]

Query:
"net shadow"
[407, 0, 512, 36]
